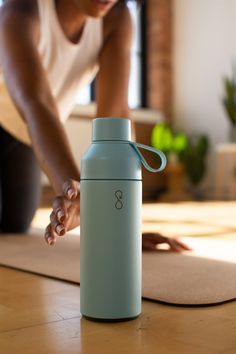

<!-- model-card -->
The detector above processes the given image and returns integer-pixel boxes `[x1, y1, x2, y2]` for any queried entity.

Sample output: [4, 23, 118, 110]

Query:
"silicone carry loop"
[130, 142, 167, 173]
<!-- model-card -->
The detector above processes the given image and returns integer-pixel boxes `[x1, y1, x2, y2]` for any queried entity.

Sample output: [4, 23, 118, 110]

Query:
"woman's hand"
[44, 179, 80, 245]
[142, 233, 192, 252]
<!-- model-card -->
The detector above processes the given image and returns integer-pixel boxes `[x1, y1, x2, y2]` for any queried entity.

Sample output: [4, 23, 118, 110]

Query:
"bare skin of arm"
[0, 0, 80, 195]
[45, 3, 192, 252]
[96, 2, 131, 118]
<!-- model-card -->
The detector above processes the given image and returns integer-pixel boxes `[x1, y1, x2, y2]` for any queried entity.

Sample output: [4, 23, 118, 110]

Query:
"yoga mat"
[0, 230, 236, 305]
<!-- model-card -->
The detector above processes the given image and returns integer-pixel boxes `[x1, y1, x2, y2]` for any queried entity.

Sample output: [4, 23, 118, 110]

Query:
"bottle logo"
[115, 190, 123, 210]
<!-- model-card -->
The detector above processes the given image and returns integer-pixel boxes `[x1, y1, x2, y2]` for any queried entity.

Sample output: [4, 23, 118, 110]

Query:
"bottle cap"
[80, 118, 166, 180]
[92, 118, 131, 141]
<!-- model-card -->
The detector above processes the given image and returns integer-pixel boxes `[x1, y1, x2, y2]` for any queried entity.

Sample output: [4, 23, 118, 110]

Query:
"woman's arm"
[0, 0, 80, 194]
[96, 1, 136, 143]
[96, 2, 132, 118]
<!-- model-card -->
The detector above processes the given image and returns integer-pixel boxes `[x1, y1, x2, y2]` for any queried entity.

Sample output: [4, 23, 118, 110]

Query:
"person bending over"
[0, 0, 190, 252]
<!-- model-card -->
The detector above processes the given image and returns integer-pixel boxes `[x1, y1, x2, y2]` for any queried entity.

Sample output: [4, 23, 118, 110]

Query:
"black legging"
[0, 126, 41, 233]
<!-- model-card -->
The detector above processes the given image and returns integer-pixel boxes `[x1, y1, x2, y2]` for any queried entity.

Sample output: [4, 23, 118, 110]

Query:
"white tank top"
[0, 0, 103, 145]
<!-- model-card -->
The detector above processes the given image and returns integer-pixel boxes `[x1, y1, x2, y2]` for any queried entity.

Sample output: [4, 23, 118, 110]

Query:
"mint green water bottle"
[80, 118, 166, 321]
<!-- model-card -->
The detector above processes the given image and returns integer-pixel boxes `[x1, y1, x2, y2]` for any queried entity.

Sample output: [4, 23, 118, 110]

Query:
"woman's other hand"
[44, 179, 80, 245]
[142, 233, 192, 252]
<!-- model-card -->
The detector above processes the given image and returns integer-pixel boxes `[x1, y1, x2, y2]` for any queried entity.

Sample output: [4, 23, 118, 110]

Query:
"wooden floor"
[0, 266, 236, 354]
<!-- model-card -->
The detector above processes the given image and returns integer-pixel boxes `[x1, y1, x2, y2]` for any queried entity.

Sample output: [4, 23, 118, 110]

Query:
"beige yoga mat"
[0, 230, 236, 305]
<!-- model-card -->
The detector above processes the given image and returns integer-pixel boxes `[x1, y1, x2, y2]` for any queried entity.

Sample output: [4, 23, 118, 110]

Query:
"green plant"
[151, 122, 189, 163]
[151, 122, 209, 186]
[222, 69, 236, 125]
[183, 135, 209, 186]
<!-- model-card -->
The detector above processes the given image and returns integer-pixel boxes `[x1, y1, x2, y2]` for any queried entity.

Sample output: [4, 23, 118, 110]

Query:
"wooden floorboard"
[0, 266, 236, 354]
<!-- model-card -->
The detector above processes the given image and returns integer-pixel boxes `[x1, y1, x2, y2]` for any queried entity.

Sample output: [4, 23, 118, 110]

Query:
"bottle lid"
[80, 118, 166, 180]
[92, 118, 131, 141]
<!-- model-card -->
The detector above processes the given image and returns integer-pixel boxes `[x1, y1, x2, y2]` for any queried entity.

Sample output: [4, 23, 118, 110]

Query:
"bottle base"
[82, 313, 140, 323]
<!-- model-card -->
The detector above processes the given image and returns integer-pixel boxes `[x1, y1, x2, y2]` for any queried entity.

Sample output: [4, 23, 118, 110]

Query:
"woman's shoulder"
[103, 1, 132, 42]
[0, 0, 39, 19]
[0, 0, 39, 42]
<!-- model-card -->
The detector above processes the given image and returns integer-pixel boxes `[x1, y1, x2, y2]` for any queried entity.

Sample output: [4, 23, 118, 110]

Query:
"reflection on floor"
[141, 201, 236, 240]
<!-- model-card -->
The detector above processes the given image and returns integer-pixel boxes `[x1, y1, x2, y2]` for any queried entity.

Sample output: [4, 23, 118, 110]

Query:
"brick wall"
[146, 0, 173, 121]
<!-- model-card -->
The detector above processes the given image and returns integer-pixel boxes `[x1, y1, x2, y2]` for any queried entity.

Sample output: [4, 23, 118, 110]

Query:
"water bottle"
[80, 118, 166, 321]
